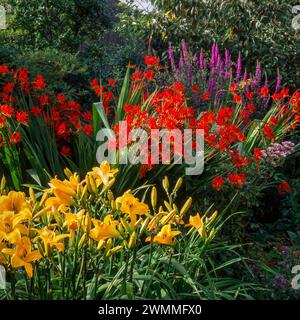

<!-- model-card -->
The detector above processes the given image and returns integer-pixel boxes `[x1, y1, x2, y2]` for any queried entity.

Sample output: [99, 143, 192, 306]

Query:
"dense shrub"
[118, 0, 300, 88]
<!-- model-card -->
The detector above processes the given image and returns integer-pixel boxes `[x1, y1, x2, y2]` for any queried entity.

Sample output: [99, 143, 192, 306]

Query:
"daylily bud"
[78, 185, 86, 200]
[139, 217, 150, 235]
[173, 177, 183, 193]
[106, 245, 123, 257]
[162, 176, 169, 192]
[111, 200, 116, 210]
[120, 218, 132, 233]
[101, 178, 115, 194]
[64, 167, 73, 179]
[0, 176, 6, 194]
[78, 234, 86, 249]
[29, 187, 36, 203]
[180, 197, 192, 216]
[164, 201, 172, 212]
[106, 239, 113, 250]
[108, 190, 114, 201]
[40, 192, 49, 207]
[97, 240, 105, 251]
[128, 231, 137, 249]
[151, 186, 157, 209]
[160, 209, 176, 225]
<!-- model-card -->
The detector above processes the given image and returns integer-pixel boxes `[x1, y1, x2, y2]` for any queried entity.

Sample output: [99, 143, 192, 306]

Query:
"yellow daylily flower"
[0, 242, 7, 264]
[63, 210, 90, 233]
[2, 237, 41, 278]
[146, 224, 181, 245]
[0, 191, 31, 214]
[45, 173, 80, 207]
[90, 161, 119, 186]
[187, 213, 207, 238]
[0, 192, 32, 244]
[33, 228, 70, 256]
[116, 193, 149, 226]
[90, 214, 120, 242]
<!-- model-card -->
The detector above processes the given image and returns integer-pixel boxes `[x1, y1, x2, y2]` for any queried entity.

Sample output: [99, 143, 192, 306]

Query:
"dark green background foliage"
[1, 0, 298, 88]
[119, 0, 300, 88]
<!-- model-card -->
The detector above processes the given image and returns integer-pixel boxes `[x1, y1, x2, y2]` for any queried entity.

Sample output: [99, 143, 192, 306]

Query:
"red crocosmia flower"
[11, 132, 21, 144]
[68, 101, 81, 111]
[212, 176, 224, 191]
[192, 84, 200, 93]
[82, 124, 93, 136]
[279, 88, 289, 98]
[38, 95, 49, 108]
[0, 104, 14, 117]
[83, 111, 92, 121]
[229, 83, 237, 93]
[144, 55, 159, 67]
[57, 93, 67, 104]
[30, 107, 41, 116]
[33, 74, 46, 90]
[216, 107, 234, 125]
[246, 92, 253, 99]
[263, 124, 275, 141]
[0, 135, 3, 148]
[94, 85, 105, 96]
[246, 103, 255, 114]
[227, 173, 246, 188]
[60, 145, 72, 157]
[272, 92, 282, 101]
[201, 91, 210, 101]
[3, 82, 14, 94]
[0, 65, 9, 76]
[278, 180, 291, 194]
[231, 150, 249, 168]
[57, 122, 67, 136]
[103, 91, 113, 101]
[241, 110, 250, 124]
[233, 94, 242, 103]
[90, 79, 99, 88]
[108, 79, 116, 87]
[144, 70, 155, 81]
[259, 86, 269, 97]
[254, 148, 262, 162]
[0, 116, 6, 128]
[16, 111, 29, 126]
[269, 115, 278, 126]
[131, 70, 143, 82]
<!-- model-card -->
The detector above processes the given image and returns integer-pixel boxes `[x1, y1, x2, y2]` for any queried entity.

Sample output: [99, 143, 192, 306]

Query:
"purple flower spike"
[243, 69, 247, 82]
[182, 40, 188, 61]
[236, 52, 242, 80]
[264, 75, 268, 88]
[168, 42, 175, 68]
[188, 64, 193, 85]
[225, 49, 231, 69]
[275, 70, 281, 92]
[199, 49, 205, 69]
[178, 52, 184, 71]
[255, 62, 261, 85]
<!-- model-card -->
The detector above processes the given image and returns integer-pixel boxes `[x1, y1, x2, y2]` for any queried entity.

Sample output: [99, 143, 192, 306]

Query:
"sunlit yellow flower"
[33, 228, 70, 256]
[2, 237, 41, 278]
[146, 224, 181, 245]
[90, 215, 120, 243]
[0, 191, 32, 243]
[0, 242, 7, 264]
[90, 161, 118, 186]
[116, 193, 149, 226]
[63, 210, 90, 233]
[45, 174, 80, 207]
[187, 213, 207, 238]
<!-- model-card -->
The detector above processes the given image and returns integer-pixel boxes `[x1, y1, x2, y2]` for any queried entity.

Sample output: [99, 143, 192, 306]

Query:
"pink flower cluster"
[261, 141, 295, 166]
